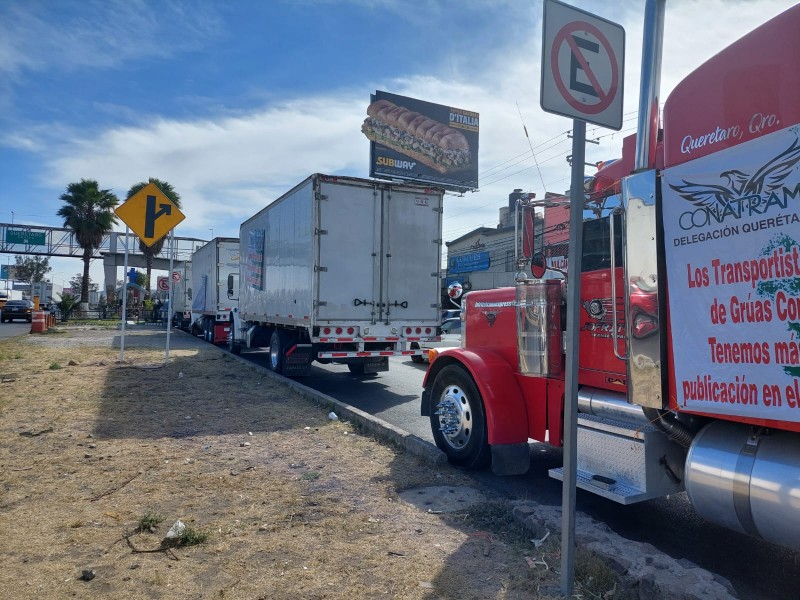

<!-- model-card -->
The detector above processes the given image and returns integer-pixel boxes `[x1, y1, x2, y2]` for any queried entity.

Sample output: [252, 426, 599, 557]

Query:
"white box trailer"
[190, 238, 240, 343]
[168, 261, 193, 330]
[230, 174, 443, 376]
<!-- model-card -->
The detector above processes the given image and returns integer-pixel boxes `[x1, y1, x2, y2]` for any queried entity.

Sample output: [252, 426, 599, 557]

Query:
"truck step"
[548, 413, 685, 504]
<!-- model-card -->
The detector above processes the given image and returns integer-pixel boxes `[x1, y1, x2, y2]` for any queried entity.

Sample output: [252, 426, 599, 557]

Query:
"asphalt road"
[237, 350, 800, 600]
[0, 321, 31, 340]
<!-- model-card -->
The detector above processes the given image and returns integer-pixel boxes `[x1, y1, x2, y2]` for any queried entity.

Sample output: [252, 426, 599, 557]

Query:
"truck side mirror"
[531, 252, 547, 279]
[227, 274, 235, 299]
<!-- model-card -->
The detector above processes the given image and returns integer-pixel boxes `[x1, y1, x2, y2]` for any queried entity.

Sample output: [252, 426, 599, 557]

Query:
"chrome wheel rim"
[435, 384, 473, 450]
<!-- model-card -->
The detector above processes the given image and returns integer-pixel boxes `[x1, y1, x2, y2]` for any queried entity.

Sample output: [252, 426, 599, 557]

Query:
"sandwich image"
[362, 99, 472, 173]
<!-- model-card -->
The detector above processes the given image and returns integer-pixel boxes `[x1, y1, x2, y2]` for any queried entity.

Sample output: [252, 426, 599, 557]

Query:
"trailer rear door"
[382, 186, 442, 322]
[316, 179, 381, 322]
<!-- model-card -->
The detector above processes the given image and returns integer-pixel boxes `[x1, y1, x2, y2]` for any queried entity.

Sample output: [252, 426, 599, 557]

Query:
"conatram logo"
[670, 137, 800, 231]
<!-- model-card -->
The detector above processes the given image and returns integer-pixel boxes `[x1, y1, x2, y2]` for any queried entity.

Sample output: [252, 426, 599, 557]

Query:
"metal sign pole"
[165, 229, 175, 363]
[119, 226, 130, 362]
[560, 118, 586, 596]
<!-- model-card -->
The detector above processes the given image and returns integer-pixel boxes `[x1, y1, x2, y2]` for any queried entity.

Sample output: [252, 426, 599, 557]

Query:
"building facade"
[443, 189, 543, 295]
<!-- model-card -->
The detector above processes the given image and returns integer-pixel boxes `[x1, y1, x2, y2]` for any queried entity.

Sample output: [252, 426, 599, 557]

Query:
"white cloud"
[8, 0, 799, 287]
[0, 0, 222, 75]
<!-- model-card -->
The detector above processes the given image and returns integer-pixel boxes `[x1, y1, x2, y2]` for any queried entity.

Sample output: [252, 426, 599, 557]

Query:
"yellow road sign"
[114, 183, 186, 247]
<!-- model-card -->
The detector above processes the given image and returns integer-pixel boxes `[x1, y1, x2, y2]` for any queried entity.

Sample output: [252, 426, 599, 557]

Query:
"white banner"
[663, 126, 800, 422]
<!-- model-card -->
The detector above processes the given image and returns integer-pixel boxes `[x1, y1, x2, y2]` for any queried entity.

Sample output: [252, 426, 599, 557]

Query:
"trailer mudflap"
[283, 344, 313, 376]
[548, 413, 685, 504]
[362, 357, 389, 373]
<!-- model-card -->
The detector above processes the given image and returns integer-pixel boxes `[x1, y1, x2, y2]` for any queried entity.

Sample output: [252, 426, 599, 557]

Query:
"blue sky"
[0, 0, 796, 288]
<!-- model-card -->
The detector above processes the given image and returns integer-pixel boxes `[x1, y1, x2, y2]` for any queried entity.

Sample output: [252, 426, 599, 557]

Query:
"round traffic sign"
[171, 271, 181, 283]
[157, 277, 169, 292]
[551, 20, 619, 115]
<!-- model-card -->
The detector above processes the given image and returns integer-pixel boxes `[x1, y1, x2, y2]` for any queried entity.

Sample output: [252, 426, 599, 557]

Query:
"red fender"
[423, 348, 529, 445]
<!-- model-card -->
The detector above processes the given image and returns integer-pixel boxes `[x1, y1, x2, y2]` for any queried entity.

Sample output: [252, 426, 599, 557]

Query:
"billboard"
[448, 251, 490, 274]
[362, 91, 479, 192]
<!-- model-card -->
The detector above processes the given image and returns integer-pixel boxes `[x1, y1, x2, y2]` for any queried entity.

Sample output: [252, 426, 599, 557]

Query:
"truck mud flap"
[491, 443, 530, 476]
[283, 343, 313, 376]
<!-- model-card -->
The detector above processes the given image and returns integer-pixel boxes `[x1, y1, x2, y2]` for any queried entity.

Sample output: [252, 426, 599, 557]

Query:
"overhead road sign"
[6, 229, 46, 245]
[541, 0, 625, 130]
[114, 182, 185, 247]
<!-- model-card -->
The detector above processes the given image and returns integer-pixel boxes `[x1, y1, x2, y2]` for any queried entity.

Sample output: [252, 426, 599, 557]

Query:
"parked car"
[1, 299, 34, 323]
[411, 317, 462, 363]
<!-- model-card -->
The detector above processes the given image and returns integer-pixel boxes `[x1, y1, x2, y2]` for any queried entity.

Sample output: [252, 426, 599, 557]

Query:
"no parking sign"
[541, 0, 625, 129]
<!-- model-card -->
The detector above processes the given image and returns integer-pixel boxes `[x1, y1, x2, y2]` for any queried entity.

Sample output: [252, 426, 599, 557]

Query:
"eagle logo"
[582, 298, 608, 320]
[669, 138, 800, 208]
[484, 311, 497, 327]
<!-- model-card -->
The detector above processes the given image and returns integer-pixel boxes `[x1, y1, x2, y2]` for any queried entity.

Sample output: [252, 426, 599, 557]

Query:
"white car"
[412, 317, 462, 363]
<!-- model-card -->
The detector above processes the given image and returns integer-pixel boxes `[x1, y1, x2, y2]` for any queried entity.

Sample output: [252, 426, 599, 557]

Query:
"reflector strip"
[317, 351, 411, 358]
[286, 344, 297, 357]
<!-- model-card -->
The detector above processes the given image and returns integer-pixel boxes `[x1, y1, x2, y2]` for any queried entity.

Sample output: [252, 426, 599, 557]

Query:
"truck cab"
[422, 3, 800, 552]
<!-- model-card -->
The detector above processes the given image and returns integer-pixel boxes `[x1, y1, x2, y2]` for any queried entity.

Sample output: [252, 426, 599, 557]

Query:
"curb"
[222, 347, 448, 467]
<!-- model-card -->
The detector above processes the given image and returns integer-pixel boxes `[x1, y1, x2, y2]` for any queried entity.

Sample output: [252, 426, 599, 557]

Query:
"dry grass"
[0, 327, 618, 599]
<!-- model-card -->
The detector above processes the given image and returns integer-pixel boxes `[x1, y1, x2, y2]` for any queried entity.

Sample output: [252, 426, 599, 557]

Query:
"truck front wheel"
[269, 330, 285, 374]
[429, 365, 490, 469]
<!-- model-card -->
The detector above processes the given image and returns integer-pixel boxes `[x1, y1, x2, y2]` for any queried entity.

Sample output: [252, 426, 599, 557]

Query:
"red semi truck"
[422, 4, 800, 552]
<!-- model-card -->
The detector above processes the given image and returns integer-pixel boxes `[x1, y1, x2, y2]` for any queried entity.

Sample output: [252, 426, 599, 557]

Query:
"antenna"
[516, 102, 547, 193]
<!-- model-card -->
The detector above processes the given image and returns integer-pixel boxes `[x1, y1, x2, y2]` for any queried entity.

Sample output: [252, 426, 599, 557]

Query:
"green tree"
[125, 178, 182, 298]
[69, 273, 99, 295]
[57, 179, 119, 309]
[13, 255, 51, 285]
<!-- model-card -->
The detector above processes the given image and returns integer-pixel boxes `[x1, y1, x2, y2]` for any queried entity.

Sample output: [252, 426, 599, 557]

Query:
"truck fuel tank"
[685, 421, 800, 551]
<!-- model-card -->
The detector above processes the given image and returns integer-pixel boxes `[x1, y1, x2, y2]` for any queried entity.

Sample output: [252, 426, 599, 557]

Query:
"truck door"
[381, 186, 442, 323]
[578, 210, 628, 387]
[316, 180, 381, 322]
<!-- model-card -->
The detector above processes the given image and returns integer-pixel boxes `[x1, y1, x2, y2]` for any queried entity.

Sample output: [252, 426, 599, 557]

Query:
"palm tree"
[57, 179, 120, 311]
[125, 178, 182, 298]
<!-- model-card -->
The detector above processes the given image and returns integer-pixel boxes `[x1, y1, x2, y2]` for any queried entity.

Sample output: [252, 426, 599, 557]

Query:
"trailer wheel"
[347, 363, 366, 375]
[227, 314, 241, 355]
[269, 330, 285, 374]
[429, 365, 490, 469]
[410, 342, 424, 363]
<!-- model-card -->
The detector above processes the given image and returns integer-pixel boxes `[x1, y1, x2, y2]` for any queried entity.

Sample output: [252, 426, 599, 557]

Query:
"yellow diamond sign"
[115, 183, 185, 247]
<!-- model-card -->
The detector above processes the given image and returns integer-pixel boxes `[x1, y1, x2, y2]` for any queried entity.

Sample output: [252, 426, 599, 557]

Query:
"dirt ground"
[0, 325, 589, 600]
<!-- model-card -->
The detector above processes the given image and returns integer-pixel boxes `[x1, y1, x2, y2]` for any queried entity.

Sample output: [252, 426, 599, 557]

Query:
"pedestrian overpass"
[0, 222, 207, 292]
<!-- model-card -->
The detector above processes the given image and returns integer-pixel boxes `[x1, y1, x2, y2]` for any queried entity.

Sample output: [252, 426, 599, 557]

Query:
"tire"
[429, 364, 490, 469]
[269, 329, 285, 375]
[410, 342, 424, 363]
[228, 314, 241, 355]
[347, 363, 366, 375]
[205, 318, 213, 343]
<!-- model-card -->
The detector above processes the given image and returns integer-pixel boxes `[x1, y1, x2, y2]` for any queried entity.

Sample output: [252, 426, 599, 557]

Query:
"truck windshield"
[581, 212, 623, 273]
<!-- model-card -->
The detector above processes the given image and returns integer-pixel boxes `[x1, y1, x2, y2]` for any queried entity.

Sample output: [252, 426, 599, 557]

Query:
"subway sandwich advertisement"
[363, 91, 479, 192]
